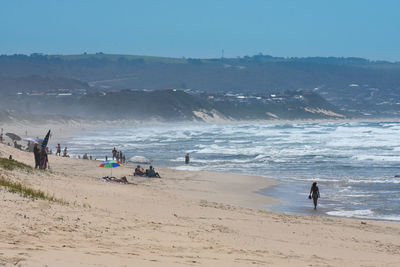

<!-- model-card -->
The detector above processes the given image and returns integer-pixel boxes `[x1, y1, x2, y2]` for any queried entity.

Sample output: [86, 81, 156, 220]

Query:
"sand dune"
[0, 142, 400, 266]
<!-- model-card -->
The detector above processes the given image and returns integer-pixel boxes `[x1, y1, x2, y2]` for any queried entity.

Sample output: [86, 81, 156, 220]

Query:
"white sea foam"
[327, 209, 373, 217]
[352, 154, 400, 162]
[327, 209, 400, 221]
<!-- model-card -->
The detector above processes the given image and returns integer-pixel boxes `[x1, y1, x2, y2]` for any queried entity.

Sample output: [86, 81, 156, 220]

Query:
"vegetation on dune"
[0, 175, 67, 204]
[0, 158, 33, 172]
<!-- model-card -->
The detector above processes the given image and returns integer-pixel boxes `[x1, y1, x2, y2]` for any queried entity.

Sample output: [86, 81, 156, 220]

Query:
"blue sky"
[1, 0, 399, 60]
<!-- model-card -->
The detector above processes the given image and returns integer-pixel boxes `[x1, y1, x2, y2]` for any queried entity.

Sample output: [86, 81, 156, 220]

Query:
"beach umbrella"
[41, 130, 51, 148]
[5, 132, 21, 141]
[36, 138, 44, 144]
[129, 155, 151, 164]
[99, 160, 122, 177]
[23, 137, 39, 144]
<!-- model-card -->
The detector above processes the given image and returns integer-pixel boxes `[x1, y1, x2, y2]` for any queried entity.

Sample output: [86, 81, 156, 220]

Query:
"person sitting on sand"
[134, 165, 145, 176]
[118, 176, 128, 184]
[82, 153, 89, 160]
[13, 140, 22, 150]
[146, 165, 161, 178]
[63, 147, 68, 157]
[309, 182, 320, 210]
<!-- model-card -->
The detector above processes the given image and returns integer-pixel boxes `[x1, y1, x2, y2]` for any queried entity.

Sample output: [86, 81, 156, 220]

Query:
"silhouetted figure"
[185, 153, 190, 164]
[112, 147, 117, 160]
[309, 182, 320, 210]
[33, 144, 40, 169]
[39, 147, 48, 170]
[56, 143, 61, 156]
[63, 147, 68, 157]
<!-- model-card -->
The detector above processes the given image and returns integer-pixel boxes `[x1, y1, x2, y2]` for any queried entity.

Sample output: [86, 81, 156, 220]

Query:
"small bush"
[0, 158, 33, 172]
[0, 176, 67, 204]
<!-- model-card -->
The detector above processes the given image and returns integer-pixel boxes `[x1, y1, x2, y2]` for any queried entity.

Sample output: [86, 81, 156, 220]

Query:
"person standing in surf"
[309, 182, 320, 210]
[112, 147, 117, 160]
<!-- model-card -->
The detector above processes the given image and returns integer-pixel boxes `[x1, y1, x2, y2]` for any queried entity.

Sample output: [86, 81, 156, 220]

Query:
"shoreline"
[1, 141, 400, 265]
[3, 119, 399, 222]
[2, 120, 399, 223]
[3, 132, 398, 224]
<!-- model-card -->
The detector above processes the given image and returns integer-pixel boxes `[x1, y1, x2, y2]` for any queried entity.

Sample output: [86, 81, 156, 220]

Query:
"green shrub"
[0, 176, 67, 204]
[0, 158, 33, 172]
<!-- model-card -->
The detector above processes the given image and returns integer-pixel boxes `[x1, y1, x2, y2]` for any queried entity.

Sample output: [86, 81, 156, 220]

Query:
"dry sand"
[0, 131, 400, 266]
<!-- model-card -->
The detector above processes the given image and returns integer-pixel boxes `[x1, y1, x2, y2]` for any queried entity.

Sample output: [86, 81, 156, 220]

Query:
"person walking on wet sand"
[309, 182, 320, 210]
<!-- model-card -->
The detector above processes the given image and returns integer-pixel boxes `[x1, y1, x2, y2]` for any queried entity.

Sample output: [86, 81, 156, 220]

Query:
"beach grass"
[0, 158, 34, 172]
[0, 175, 67, 204]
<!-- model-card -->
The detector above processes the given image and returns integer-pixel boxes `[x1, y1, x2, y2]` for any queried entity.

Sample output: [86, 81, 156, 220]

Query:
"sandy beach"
[1, 125, 400, 266]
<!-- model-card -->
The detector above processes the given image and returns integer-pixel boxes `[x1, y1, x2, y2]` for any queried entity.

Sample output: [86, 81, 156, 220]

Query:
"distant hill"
[0, 89, 351, 122]
[1, 53, 400, 117]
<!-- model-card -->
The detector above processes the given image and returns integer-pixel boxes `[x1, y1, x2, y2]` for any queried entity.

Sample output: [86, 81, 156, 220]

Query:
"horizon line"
[1, 52, 399, 63]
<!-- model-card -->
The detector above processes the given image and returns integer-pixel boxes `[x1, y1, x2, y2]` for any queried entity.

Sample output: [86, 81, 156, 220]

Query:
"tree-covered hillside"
[1, 53, 400, 117]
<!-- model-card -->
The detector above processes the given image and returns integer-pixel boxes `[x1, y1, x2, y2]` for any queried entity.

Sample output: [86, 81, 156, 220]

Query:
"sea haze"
[60, 121, 400, 221]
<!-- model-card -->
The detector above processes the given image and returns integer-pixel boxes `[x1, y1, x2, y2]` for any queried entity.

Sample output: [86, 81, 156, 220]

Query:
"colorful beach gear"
[99, 160, 123, 176]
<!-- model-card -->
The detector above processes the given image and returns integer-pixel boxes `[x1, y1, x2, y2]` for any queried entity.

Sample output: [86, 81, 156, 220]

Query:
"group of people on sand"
[2, 128, 321, 210]
[55, 143, 69, 157]
[134, 165, 161, 178]
[112, 147, 126, 163]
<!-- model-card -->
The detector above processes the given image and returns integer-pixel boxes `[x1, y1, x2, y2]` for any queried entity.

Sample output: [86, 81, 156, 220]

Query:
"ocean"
[60, 121, 400, 221]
